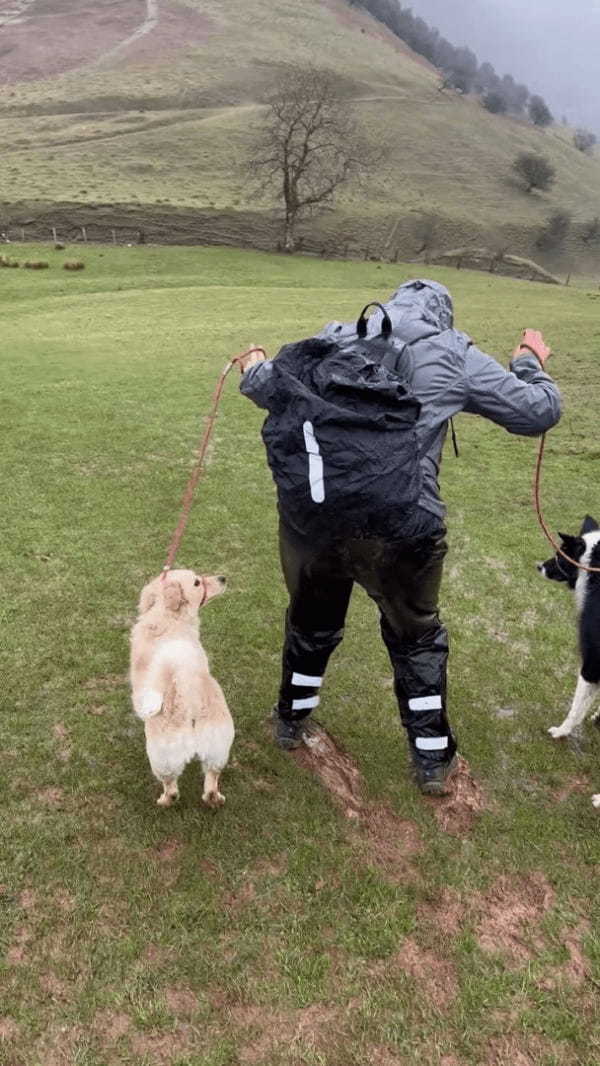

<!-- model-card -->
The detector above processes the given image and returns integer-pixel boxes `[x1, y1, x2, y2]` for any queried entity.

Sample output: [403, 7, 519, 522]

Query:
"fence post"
[21, 228, 25, 242]
[81, 226, 87, 243]
[52, 226, 57, 243]
[111, 228, 117, 245]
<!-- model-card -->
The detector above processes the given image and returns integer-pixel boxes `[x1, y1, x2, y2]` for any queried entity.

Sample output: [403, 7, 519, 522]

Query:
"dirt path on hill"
[95, 0, 159, 65]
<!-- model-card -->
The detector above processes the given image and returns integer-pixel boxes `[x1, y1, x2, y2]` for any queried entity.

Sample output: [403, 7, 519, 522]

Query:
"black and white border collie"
[538, 515, 600, 806]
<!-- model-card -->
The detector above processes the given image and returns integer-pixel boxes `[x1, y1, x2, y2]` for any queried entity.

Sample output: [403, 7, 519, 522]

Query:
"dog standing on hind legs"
[130, 569, 234, 808]
[538, 515, 600, 806]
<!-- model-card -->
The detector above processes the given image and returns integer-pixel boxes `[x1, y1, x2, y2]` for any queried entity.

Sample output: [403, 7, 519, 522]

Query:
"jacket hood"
[387, 280, 454, 332]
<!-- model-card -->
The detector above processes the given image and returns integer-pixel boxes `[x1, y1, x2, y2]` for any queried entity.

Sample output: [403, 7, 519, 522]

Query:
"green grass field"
[2, 244, 600, 1065]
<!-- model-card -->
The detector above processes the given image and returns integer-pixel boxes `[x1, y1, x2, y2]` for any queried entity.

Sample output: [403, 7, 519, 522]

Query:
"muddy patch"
[164, 986, 199, 1017]
[35, 786, 65, 807]
[230, 1004, 341, 1065]
[370, 936, 458, 1012]
[424, 756, 487, 836]
[0, 1017, 20, 1041]
[93, 1009, 132, 1044]
[84, 673, 127, 691]
[476, 872, 554, 965]
[291, 723, 363, 818]
[418, 886, 466, 937]
[484, 1034, 575, 1066]
[291, 722, 423, 881]
[552, 775, 591, 802]
[52, 721, 72, 762]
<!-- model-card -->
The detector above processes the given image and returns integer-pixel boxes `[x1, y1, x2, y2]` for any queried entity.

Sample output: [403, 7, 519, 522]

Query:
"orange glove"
[513, 329, 552, 367]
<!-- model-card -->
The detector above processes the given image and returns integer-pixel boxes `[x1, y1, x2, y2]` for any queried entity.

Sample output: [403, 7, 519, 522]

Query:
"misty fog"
[412, 0, 600, 132]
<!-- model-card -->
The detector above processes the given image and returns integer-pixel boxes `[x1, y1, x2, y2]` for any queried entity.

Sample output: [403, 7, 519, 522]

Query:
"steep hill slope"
[1, 0, 599, 269]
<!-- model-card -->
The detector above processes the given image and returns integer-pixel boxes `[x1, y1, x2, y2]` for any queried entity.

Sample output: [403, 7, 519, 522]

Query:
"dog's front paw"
[592, 794, 600, 809]
[139, 689, 163, 719]
[548, 724, 570, 739]
[202, 790, 226, 808]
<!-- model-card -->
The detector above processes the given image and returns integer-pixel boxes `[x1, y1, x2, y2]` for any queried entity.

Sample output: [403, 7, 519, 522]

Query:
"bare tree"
[250, 66, 374, 253]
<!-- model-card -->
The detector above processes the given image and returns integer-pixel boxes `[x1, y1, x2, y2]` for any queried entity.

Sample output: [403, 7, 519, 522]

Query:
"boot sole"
[416, 754, 459, 796]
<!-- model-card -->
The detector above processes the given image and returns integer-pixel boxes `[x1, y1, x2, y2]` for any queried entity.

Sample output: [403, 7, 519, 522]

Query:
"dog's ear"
[164, 580, 184, 612]
[138, 586, 157, 614]
[559, 533, 584, 557]
[581, 515, 599, 535]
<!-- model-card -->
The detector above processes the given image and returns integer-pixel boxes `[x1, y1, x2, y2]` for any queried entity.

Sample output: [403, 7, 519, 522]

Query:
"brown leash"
[160, 347, 266, 579]
[534, 432, 600, 574]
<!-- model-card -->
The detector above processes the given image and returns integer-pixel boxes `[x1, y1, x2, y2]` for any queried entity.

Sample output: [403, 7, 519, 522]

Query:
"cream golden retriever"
[130, 569, 234, 808]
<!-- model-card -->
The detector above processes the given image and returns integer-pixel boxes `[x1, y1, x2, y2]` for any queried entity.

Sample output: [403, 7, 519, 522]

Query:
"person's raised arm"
[463, 328, 561, 436]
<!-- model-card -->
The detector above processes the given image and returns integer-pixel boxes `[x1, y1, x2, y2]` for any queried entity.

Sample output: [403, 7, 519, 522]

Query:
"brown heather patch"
[476, 872, 555, 964]
[424, 756, 487, 836]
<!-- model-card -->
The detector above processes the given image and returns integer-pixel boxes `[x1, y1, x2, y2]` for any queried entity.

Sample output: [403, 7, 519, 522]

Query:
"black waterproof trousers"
[276, 521, 457, 766]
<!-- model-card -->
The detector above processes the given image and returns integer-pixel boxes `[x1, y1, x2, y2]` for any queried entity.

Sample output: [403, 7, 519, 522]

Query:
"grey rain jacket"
[240, 279, 562, 524]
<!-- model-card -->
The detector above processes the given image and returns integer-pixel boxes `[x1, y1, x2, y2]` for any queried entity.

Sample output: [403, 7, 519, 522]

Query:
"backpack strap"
[356, 302, 392, 341]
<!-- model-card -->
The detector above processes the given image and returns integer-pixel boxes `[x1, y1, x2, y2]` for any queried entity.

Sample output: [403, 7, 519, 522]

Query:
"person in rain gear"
[238, 280, 560, 794]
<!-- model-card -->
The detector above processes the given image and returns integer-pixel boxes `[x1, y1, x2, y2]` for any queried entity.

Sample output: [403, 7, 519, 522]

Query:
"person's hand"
[237, 346, 266, 373]
[513, 329, 552, 367]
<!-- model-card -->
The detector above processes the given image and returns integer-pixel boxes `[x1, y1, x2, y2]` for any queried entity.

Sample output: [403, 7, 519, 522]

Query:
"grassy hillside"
[2, 244, 600, 1064]
[1, 0, 600, 270]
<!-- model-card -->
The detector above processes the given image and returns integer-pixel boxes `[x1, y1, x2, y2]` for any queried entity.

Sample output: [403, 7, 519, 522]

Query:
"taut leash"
[160, 347, 266, 579]
[534, 432, 600, 574]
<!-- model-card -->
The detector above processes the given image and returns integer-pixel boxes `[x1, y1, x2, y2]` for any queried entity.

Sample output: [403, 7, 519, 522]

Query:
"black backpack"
[261, 303, 423, 540]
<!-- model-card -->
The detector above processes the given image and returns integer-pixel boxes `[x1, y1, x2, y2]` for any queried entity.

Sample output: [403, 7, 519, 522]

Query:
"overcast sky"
[411, 0, 600, 132]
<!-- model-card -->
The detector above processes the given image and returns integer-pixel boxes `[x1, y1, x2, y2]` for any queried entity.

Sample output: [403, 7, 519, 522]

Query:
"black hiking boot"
[271, 709, 308, 751]
[411, 752, 458, 796]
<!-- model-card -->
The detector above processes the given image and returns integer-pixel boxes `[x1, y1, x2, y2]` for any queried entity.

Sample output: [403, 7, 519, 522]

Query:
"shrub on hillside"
[529, 95, 553, 128]
[23, 260, 49, 269]
[536, 211, 572, 251]
[483, 91, 508, 115]
[0, 255, 20, 268]
[512, 152, 556, 193]
[581, 216, 600, 245]
[573, 128, 597, 154]
[63, 260, 85, 271]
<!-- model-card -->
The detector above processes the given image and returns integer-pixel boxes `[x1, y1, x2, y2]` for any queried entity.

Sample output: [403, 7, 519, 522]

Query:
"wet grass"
[2, 244, 600, 1064]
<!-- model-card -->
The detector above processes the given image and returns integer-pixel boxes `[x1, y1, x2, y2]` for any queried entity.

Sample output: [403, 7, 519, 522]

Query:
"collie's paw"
[592, 794, 600, 809]
[139, 689, 163, 719]
[548, 725, 570, 739]
[203, 790, 226, 808]
[157, 790, 179, 808]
